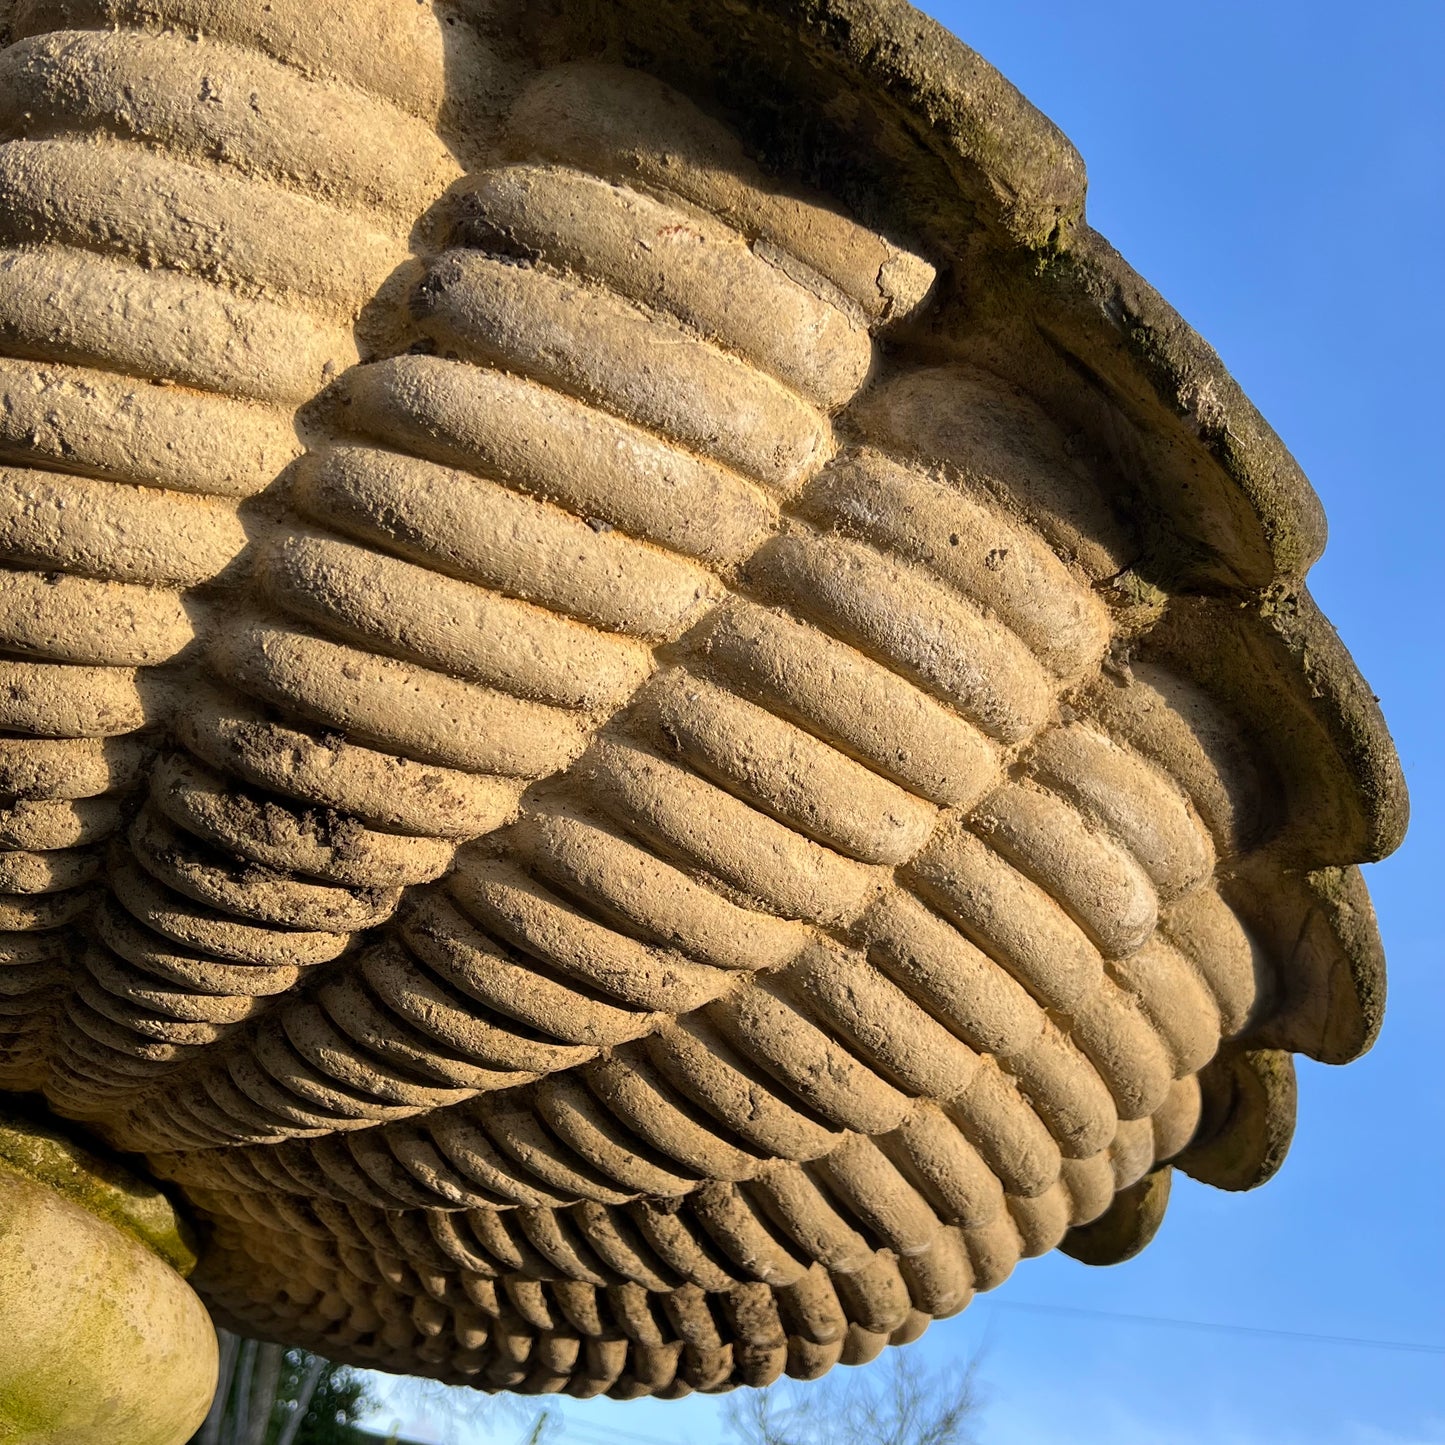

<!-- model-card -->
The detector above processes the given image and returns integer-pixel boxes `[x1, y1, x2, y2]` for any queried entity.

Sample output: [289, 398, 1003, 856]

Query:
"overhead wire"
[491, 1299, 1444, 1445]
[991, 1301, 1445, 1356]
[549, 1411, 690, 1445]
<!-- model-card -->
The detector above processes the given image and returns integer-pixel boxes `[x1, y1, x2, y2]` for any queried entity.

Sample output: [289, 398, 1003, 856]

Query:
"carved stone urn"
[0, 0, 1406, 1431]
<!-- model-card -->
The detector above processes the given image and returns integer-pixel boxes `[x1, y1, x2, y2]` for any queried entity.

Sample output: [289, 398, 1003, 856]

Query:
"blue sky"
[365, 3, 1444, 1439]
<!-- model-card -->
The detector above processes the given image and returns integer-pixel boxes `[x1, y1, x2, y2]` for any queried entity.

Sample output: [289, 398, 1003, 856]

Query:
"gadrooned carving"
[0, 0, 1405, 1398]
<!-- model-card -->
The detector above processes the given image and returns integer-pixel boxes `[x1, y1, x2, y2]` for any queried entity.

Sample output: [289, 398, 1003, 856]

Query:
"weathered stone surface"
[0, 1113, 216, 1443]
[0, 0, 1404, 1400]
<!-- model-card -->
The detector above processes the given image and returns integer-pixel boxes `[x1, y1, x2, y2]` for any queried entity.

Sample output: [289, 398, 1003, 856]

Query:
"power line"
[552, 1413, 688, 1445]
[991, 1300, 1445, 1357]
[559, 1426, 686, 1445]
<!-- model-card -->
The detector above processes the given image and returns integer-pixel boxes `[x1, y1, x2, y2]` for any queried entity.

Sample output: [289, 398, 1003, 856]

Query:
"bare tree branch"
[198, 1329, 240, 1445]
[229, 1338, 258, 1445]
[244, 1343, 283, 1445]
[724, 1350, 981, 1445]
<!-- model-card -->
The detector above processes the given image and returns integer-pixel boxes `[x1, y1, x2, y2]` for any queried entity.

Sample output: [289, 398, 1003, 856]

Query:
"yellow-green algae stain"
[0, 1110, 197, 1274]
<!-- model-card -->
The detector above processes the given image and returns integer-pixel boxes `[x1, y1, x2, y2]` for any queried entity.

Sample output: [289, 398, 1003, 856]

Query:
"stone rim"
[582, 0, 1408, 1056]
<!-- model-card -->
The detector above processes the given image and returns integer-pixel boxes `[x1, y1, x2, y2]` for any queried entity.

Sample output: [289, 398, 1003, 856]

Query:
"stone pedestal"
[0, 1114, 217, 1445]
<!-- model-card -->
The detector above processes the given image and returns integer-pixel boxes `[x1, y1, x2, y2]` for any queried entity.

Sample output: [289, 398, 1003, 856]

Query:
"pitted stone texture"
[0, 0, 1401, 1400]
[0, 1116, 216, 1444]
